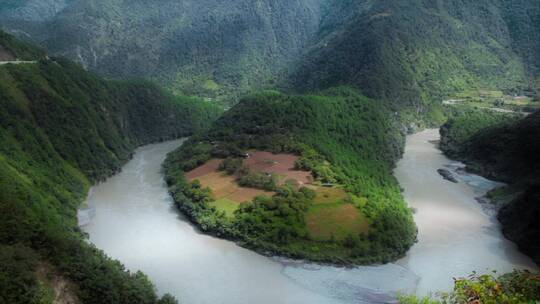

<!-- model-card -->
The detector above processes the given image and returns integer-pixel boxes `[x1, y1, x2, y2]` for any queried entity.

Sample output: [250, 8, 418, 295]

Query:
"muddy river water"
[81, 129, 537, 303]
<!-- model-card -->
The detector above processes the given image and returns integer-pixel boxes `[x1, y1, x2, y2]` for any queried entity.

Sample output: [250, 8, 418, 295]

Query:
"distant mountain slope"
[291, 0, 540, 106]
[1, 0, 322, 102]
[0, 31, 221, 304]
[2, 0, 538, 107]
[501, 0, 540, 84]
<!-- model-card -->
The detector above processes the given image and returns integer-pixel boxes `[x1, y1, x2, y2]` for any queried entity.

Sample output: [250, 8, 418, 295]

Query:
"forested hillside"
[439, 108, 520, 161]
[164, 87, 416, 264]
[1, 0, 322, 103]
[440, 110, 540, 265]
[291, 0, 540, 106]
[0, 32, 221, 303]
[1, 0, 539, 108]
[0, 30, 46, 60]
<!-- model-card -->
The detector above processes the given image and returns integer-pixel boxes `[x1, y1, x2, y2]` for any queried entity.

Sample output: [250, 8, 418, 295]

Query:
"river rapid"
[80, 130, 538, 304]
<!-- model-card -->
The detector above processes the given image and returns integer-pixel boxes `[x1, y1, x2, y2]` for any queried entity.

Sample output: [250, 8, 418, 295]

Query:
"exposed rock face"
[437, 169, 459, 183]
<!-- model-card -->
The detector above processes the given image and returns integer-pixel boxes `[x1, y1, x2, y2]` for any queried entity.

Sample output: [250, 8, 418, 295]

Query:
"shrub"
[218, 158, 244, 175]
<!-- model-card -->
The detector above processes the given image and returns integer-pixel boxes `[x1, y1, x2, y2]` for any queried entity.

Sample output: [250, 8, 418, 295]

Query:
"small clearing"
[245, 151, 312, 185]
[186, 155, 278, 215]
[186, 151, 370, 235]
[209, 198, 239, 217]
[306, 203, 369, 241]
[186, 159, 222, 179]
[312, 187, 349, 205]
[188, 171, 273, 203]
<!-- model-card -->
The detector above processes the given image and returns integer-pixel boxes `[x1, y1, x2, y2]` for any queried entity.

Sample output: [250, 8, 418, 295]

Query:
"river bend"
[81, 130, 537, 303]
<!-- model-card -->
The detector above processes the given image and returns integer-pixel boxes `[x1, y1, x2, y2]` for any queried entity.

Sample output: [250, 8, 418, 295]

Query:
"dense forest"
[0, 31, 221, 304]
[164, 88, 417, 264]
[292, 0, 540, 104]
[440, 110, 540, 265]
[0, 0, 323, 103]
[439, 107, 520, 161]
[1, 0, 538, 107]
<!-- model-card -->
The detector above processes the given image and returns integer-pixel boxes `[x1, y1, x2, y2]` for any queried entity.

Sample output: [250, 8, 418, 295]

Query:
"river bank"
[394, 129, 537, 295]
[79, 129, 537, 303]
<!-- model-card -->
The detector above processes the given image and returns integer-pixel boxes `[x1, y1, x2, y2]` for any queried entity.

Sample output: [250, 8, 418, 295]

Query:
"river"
[80, 130, 537, 303]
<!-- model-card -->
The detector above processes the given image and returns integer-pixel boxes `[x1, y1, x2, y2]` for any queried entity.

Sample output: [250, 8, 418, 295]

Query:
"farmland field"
[307, 203, 369, 241]
[312, 187, 349, 205]
[186, 152, 370, 240]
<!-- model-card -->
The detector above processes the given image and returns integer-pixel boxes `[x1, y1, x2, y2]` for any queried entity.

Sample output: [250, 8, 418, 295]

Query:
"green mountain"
[440, 110, 540, 264]
[1, 0, 323, 103]
[1, 0, 540, 300]
[0, 31, 221, 304]
[291, 0, 540, 105]
[164, 87, 416, 265]
[0, 30, 46, 60]
[1, 0, 539, 107]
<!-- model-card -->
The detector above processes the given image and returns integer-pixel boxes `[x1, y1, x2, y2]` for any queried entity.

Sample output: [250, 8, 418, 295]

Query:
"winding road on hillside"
[0, 60, 36, 65]
[79, 130, 538, 303]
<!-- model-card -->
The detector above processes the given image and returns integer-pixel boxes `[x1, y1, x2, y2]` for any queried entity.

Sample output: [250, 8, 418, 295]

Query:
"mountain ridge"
[2, 0, 539, 107]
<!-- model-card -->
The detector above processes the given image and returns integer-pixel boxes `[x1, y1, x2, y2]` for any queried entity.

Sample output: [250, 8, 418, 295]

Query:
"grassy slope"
[165, 87, 416, 265]
[0, 32, 221, 303]
[440, 110, 540, 265]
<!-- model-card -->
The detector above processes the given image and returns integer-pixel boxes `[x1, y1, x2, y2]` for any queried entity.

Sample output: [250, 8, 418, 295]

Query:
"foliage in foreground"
[400, 270, 540, 304]
[165, 87, 416, 265]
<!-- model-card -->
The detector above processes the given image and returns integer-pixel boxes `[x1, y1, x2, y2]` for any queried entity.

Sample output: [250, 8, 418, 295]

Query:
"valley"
[1, 1, 540, 302]
[79, 129, 537, 303]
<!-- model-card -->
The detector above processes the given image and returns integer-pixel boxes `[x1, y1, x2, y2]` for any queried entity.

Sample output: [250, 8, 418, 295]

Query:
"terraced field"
[186, 151, 370, 238]
[186, 157, 275, 216]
